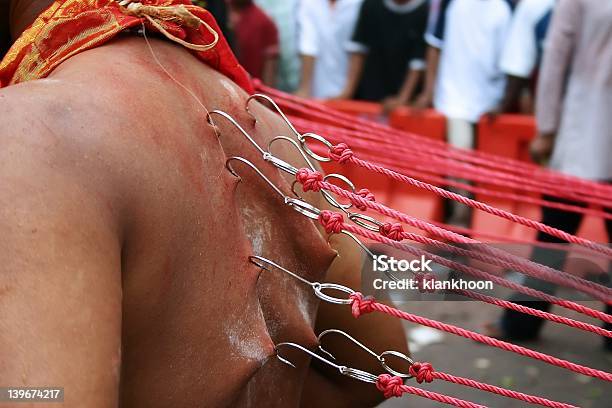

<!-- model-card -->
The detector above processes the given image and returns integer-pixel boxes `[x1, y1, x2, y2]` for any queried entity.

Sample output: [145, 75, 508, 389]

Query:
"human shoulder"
[0, 80, 91, 155]
[0, 79, 128, 217]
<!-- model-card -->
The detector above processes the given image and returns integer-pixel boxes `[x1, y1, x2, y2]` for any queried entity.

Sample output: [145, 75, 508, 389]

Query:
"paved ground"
[377, 299, 611, 407]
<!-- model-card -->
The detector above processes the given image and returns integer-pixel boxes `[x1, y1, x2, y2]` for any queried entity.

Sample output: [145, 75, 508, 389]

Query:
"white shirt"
[427, 0, 513, 122]
[500, 0, 555, 78]
[298, 0, 364, 98]
[536, 0, 612, 180]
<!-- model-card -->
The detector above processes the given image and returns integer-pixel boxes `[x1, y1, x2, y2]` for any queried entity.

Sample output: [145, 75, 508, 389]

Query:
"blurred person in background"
[337, 0, 429, 112]
[416, 0, 513, 226]
[295, 0, 363, 99]
[255, 0, 301, 92]
[0, 0, 9, 59]
[193, 0, 233, 46]
[497, 0, 555, 113]
[491, 0, 612, 349]
[228, 0, 279, 86]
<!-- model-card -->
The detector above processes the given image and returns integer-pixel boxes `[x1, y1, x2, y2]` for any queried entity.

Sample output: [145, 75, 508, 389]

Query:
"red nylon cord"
[430, 371, 575, 408]
[295, 170, 612, 303]
[317, 210, 612, 332]
[301, 122, 612, 207]
[403, 362, 577, 408]
[258, 83, 612, 200]
[328, 149, 612, 259]
[252, 84, 612, 406]
[262, 92, 612, 207]
[349, 293, 612, 382]
[268, 92, 612, 202]
[339, 217, 612, 322]
[375, 374, 486, 407]
[292, 116, 612, 207]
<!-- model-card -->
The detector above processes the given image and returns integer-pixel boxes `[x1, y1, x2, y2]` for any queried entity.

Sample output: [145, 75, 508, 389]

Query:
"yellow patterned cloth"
[0, 0, 252, 91]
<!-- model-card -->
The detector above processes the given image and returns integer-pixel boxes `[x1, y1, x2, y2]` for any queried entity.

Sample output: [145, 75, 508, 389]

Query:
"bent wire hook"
[227, 157, 381, 265]
[209, 108, 362, 215]
[244, 96, 388, 232]
[249, 255, 355, 305]
[275, 342, 379, 384]
[317, 329, 414, 378]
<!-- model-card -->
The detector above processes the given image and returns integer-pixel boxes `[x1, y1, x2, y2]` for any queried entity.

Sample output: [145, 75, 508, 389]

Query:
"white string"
[140, 22, 219, 131]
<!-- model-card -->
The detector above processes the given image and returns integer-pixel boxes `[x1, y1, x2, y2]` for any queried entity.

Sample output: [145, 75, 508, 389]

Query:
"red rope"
[294, 116, 612, 208]
[375, 374, 486, 407]
[348, 293, 612, 382]
[254, 85, 612, 407]
[264, 92, 612, 204]
[325, 144, 612, 259]
[328, 213, 612, 324]
[314, 209, 612, 335]
[258, 83, 612, 202]
[296, 169, 612, 305]
[405, 362, 577, 408]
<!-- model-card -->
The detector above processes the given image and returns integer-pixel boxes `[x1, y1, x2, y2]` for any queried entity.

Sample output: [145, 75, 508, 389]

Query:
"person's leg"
[603, 197, 612, 350]
[500, 195, 584, 340]
[445, 118, 475, 227]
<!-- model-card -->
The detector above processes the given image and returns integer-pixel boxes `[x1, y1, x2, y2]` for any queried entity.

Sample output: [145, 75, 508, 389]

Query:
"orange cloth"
[0, 0, 253, 92]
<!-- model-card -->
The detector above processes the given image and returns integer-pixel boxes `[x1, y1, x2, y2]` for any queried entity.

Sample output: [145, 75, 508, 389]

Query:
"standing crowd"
[214, 0, 610, 182]
[213, 0, 612, 348]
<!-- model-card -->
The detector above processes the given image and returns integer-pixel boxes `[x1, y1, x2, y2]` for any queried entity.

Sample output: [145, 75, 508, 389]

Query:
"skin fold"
[0, 3, 408, 406]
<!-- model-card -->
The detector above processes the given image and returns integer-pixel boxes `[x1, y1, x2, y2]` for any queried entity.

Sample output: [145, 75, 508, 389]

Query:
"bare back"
[0, 34, 406, 407]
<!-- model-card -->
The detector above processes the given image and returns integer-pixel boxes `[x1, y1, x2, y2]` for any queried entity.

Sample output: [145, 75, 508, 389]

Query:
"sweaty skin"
[0, 5, 408, 407]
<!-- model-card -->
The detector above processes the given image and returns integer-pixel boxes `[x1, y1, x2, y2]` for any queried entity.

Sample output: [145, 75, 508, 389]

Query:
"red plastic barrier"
[477, 114, 536, 163]
[319, 101, 443, 227]
[322, 99, 384, 123]
[472, 115, 606, 275]
[389, 107, 446, 141]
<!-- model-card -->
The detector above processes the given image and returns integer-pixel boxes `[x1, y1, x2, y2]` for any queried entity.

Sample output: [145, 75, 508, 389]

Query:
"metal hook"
[244, 94, 338, 168]
[276, 342, 379, 384]
[267, 136, 358, 213]
[249, 255, 355, 304]
[208, 110, 266, 156]
[229, 158, 395, 279]
[317, 329, 414, 378]
[208, 110, 311, 183]
[268, 135, 317, 172]
[238, 98, 380, 227]
[226, 156, 286, 199]
[349, 212, 384, 232]
[226, 156, 322, 221]
[246, 94, 302, 139]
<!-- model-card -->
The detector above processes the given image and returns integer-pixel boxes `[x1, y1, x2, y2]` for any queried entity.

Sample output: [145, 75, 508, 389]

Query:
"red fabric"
[232, 3, 278, 80]
[0, 0, 253, 93]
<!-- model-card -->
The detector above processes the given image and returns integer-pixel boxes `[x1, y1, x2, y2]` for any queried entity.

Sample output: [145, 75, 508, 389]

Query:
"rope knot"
[379, 222, 405, 241]
[117, 1, 219, 52]
[349, 292, 376, 318]
[353, 188, 376, 211]
[318, 210, 344, 235]
[329, 143, 354, 164]
[376, 374, 405, 398]
[296, 168, 324, 192]
[409, 362, 435, 383]
[123, 2, 200, 28]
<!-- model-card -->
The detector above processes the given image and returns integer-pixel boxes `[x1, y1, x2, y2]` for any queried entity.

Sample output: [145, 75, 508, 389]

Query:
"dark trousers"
[501, 195, 612, 345]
